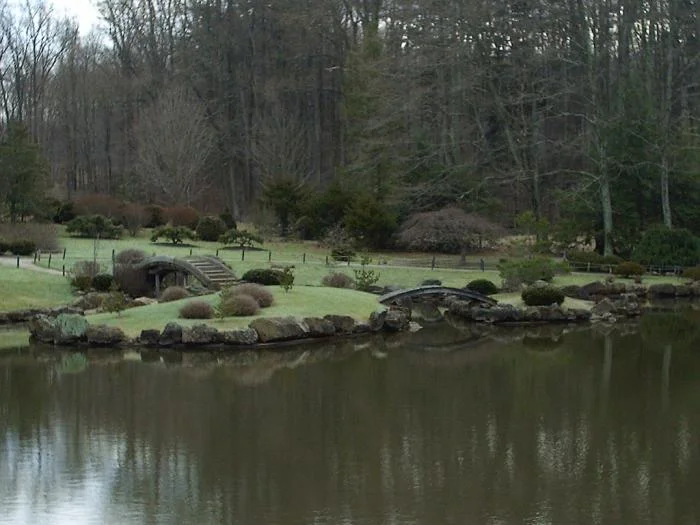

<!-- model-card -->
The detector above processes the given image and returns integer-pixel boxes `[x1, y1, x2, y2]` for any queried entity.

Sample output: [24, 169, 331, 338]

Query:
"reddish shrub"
[165, 206, 200, 230]
[159, 286, 190, 303]
[218, 294, 260, 317]
[0, 223, 59, 252]
[74, 193, 123, 219]
[179, 300, 214, 319]
[144, 205, 167, 228]
[223, 283, 274, 307]
[321, 272, 355, 289]
[121, 203, 146, 236]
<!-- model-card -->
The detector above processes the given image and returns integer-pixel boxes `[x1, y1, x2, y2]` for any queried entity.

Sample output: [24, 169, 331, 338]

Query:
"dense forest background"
[0, 0, 699, 255]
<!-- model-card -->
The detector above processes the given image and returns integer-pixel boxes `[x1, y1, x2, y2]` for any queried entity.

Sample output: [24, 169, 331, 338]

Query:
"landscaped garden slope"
[88, 286, 381, 337]
[0, 266, 73, 312]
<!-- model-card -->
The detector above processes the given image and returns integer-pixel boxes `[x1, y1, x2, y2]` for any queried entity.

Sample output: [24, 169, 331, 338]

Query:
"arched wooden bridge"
[378, 285, 497, 306]
[136, 255, 237, 293]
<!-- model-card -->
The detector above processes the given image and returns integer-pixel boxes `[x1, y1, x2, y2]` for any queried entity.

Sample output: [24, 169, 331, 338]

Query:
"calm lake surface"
[1, 313, 700, 525]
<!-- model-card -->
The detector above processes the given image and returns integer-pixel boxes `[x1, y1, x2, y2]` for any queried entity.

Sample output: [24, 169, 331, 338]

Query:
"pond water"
[1, 313, 700, 525]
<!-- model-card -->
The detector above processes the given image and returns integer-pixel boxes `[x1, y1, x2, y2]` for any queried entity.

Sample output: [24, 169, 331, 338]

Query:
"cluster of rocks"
[447, 301, 592, 324]
[562, 281, 700, 300]
[0, 305, 83, 326]
[28, 308, 412, 349]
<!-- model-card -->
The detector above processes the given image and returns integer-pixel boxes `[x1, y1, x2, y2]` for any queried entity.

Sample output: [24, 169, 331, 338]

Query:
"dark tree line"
[1, 0, 699, 254]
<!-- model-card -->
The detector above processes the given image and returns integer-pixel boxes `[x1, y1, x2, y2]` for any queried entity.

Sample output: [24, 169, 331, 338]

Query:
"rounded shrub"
[321, 272, 355, 289]
[144, 205, 166, 228]
[196, 216, 227, 242]
[8, 239, 36, 256]
[613, 261, 645, 278]
[241, 268, 284, 285]
[217, 294, 260, 317]
[92, 273, 115, 292]
[522, 285, 565, 306]
[166, 205, 200, 230]
[632, 226, 700, 267]
[179, 300, 214, 319]
[115, 248, 146, 265]
[219, 212, 237, 230]
[682, 266, 700, 282]
[70, 275, 93, 292]
[330, 246, 356, 262]
[72, 260, 102, 278]
[223, 283, 274, 307]
[465, 279, 499, 296]
[159, 286, 190, 303]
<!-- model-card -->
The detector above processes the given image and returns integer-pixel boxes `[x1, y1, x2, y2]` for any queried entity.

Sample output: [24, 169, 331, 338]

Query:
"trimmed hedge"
[66, 215, 122, 239]
[521, 285, 565, 306]
[92, 273, 115, 292]
[179, 300, 214, 319]
[241, 268, 284, 285]
[8, 240, 36, 256]
[613, 261, 645, 278]
[632, 226, 700, 267]
[465, 278, 499, 296]
[196, 216, 227, 242]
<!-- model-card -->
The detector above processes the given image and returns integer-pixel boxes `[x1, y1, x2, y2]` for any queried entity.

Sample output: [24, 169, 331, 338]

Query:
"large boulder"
[323, 315, 356, 334]
[159, 322, 183, 346]
[53, 314, 89, 345]
[182, 324, 220, 345]
[220, 328, 259, 345]
[648, 283, 677, 298]
[29, 313, 89, 345]
[369, 309, 387, 332]
[139, 329, 161, 346]
[303, 317, 336, 337]
[250, 317, 309, 343]
[86, 325, 126, 346]
[560, 285, 582, 299]
[384, 309, 410, 332]
[591, 298, 616, 316]
[579, 281, 608, 299]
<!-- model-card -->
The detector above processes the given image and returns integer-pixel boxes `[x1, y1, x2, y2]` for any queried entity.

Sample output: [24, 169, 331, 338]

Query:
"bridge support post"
[155, 274, 161, 297]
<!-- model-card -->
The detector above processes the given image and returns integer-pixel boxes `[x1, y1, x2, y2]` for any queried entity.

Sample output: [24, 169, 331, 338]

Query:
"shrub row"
[521, 285, 565, 306]
[0, 239, 36, 256]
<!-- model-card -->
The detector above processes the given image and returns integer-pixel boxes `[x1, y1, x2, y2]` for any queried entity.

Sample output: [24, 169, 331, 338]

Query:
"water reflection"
[1, 317, 700, 524]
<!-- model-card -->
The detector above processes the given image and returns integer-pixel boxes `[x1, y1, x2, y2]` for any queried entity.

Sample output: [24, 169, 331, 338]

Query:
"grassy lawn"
[88, 286, 381, 337]
[0, 265, 73, 312]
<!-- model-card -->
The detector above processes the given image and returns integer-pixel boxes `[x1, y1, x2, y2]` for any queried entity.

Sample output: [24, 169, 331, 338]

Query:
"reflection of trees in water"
[1, 328, 700, 523]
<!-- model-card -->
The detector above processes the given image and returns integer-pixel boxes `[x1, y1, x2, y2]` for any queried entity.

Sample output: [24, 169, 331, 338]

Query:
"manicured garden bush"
[613, 261, 645, 278]
[522, 285, 565, 306]
[165, 205, 200, 230]
[219, 212, 237, 230]
[498, 258, 567, 286]
[114, 265, 151, 297]
[72, 260, 102, 278]
[330, 246, 356, 262]
[196, 216, 227, 242]
[219, 229, 263, 249]
[151, 225, 196, 245]
[0, 223, 59, 251]
[222, 283, 274, 307]
[682, 266, 700, 282]
[179, 300, 214, 319]
[322, 272, 355, 289]
[632, 226, 700, 267]
[92, 273, 115, 292]
[66, 215, 122, 239]
[115, 248, 146, 265]
[217, 293, 260, 317]
[566, 250, 622, 266]
[73, 193, 123, 218]
[144, 205, 166, 228]
[8, 239, 36, 256]
[158, 286, 190, 303]
[241, 268, 284, 285]
[70, 275, 93, 292]
[465, 279, 499, 296]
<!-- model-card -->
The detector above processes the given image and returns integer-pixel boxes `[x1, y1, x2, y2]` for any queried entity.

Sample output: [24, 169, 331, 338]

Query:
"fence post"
[431, 256, 436, 270]
[111, 250, 116, 276]
[62, 248, 66, 260]
[216, 249, 219, 257]
[189, 248, 193, 256]
[268, 250, 272, 262]
[33, 252, 37, 264]
[325, 255, 329, 265]
[16, 255, 20, 268]
[303, 253, 306, 264]
[62, 265, 65, 276]
[242, 248, 245, 261]
[48, 253, 52, 268]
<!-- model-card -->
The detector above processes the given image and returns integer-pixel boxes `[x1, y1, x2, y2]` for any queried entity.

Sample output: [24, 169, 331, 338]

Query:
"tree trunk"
[600, 173, 614, 256]
[661, 155, 672, 228]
